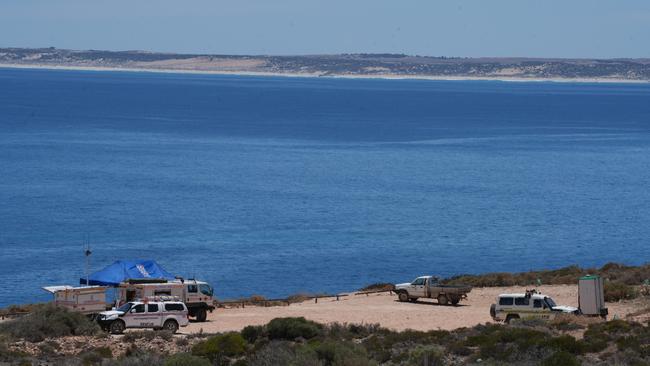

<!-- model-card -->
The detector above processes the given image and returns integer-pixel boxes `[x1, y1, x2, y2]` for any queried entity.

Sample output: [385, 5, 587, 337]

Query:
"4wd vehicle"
[98, 299, 189, 334]
[117, 278, 215, 322]
[490, 290, 579, 323]
[394, 276, 472, 305]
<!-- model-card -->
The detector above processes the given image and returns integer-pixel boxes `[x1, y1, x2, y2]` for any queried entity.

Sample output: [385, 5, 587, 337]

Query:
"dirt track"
[184, 285, 643, 334]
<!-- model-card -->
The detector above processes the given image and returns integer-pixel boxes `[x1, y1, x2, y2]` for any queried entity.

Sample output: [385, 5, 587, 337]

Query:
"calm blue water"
[1, 68, 650, 307]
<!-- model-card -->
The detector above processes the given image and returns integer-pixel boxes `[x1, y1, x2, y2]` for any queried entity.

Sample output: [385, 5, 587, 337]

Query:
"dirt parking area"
[185, 285, 642, 334]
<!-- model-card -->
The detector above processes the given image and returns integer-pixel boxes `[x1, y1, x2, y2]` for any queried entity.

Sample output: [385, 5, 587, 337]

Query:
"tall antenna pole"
[84, 235, 92, 286]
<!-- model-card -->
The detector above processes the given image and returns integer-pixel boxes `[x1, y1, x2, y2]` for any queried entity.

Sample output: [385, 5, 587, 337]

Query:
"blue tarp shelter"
[80, 259, 175, 286]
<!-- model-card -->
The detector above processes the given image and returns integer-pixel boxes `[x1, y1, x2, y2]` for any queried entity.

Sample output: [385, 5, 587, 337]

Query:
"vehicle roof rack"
[126, 278, 169, 284]
[138, 295, 182, 302]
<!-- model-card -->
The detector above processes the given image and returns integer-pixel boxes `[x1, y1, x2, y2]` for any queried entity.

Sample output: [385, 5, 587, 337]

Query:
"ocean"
[1, 67, 649, 307]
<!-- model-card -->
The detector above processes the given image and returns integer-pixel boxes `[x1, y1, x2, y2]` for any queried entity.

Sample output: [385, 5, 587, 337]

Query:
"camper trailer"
[116, 279, 215, 322]
[43, 285, 108, 315]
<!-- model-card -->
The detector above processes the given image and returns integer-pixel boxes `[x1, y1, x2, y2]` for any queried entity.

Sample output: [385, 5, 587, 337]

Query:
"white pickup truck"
[395, 276, 472, 305]
[98, 299, 189, 334]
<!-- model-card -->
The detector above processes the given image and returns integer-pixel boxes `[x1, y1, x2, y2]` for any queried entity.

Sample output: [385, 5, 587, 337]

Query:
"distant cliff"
[2, 47, 650, 81]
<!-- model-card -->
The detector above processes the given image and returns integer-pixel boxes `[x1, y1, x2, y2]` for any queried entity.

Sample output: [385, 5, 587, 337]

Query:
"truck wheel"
[505, 314, 519, 324]
[398, 292, 409, 302]
[437, 294, 448, 306]
[196, 308, 207, 322]
[109, 320, 126, 335]
[163, 320, 179, 334]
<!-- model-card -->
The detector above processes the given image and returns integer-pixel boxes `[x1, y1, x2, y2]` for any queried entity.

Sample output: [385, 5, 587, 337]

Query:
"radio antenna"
[84, 235, 92, 286]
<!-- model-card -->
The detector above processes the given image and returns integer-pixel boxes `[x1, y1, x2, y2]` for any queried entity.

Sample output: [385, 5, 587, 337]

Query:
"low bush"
[0, 303, 100, 342]
[407, 345, 444, 366]
[310, 340, 373, 366]
[242, 325, 265, 343]
[267, 317, 322, 340]
[359, 283, 395, 292]
[164, 353, 211, 366]
[541, 351, 581, 366]
[192, 333, 247, 362]
[604, 281, 637, 302]
[105, 350, 164, 366]
[123, 330, 173, 343]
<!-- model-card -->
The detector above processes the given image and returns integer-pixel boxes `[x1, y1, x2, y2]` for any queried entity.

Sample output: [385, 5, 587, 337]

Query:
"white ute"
[98, 298, 189, 334]
[490, 290, 579, 323]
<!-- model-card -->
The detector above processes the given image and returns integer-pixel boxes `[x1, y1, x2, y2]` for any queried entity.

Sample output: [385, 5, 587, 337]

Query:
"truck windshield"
[544, 297, 557, 308]
[117, 302, 133, 312]
[199, 284, 213, 296]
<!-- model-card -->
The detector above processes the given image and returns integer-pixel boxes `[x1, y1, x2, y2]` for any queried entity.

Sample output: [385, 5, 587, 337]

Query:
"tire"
[398, 292, 410, 302]
[109, 320, 126, 335]
[163, 319, 179, 334]
[437, 294, 448, 306]
[196, 308, 207, 322]
[505, 314, 519, 324]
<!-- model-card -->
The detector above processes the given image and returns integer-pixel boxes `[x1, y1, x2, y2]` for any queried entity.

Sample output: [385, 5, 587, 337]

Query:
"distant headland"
[1, 47, 650, 82]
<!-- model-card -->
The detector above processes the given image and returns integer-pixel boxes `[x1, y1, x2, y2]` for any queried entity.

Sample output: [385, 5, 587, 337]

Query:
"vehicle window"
[412, 278, 425, 286]
[147, 304, 159, 312]
[533, 299, 543, 308]
[187, 285, 198, 293]
[199, 284, 213, 296]
[515, 297, 530, 306]
[165, 303, 185, 312]
[132, 304, 145, 313]
[154, 290, 172, 296]
[117, 302, 133, 312]
[499, 297, 514, 306]
[545, 297, 557, 308]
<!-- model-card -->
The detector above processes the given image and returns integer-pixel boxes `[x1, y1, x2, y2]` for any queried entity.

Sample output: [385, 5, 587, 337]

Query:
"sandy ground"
[185, 285, 645, 334]
[1, 64, 647, 84]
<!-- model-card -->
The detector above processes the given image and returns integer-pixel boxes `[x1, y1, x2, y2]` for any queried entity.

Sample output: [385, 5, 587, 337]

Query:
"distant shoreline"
[2, 63, 648, 84]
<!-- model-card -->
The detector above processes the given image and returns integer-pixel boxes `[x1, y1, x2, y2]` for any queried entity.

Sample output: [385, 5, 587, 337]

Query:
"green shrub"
[0, 303, 100, 342]
[104, 351, 164, 366]
[311, 340, 372, 366]
[192, 333, 247, 362]
[604, 282, 637, 302]
[81, 351, 104, 366]
[164, 353, 211, 366]
[541, 351, 581, 366]
[407, 345, 444, 366]
[248, 342, 297, 366]
[544, 335, 584, 355]
[123, 330, 172, 343]
[267, 317, 322, 340]
[242, 325, 265, 344]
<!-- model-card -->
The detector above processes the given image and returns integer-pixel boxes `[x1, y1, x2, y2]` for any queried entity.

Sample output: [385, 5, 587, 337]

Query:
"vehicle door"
[410, 278, 427, 297]
[514, 296, 532, 318]
[186, 283, 200, 303]
[124, 304, 146, 327]
[146, 303, 163, 328]
[532, 298, 550, 319]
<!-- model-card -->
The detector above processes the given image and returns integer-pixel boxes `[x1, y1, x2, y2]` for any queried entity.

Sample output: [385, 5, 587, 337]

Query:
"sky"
[1, 0, 650, 58]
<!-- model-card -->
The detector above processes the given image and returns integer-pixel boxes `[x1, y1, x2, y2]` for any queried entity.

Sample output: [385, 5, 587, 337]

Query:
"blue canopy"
[80, 259, 175, 286]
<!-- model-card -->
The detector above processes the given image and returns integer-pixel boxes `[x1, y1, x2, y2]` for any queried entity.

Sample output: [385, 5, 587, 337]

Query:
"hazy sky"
[2, 0, 650, 58]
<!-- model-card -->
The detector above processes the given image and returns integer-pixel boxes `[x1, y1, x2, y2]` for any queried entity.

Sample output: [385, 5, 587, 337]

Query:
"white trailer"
[578, 275, 608, 318]
[43, 285, 108, 315]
